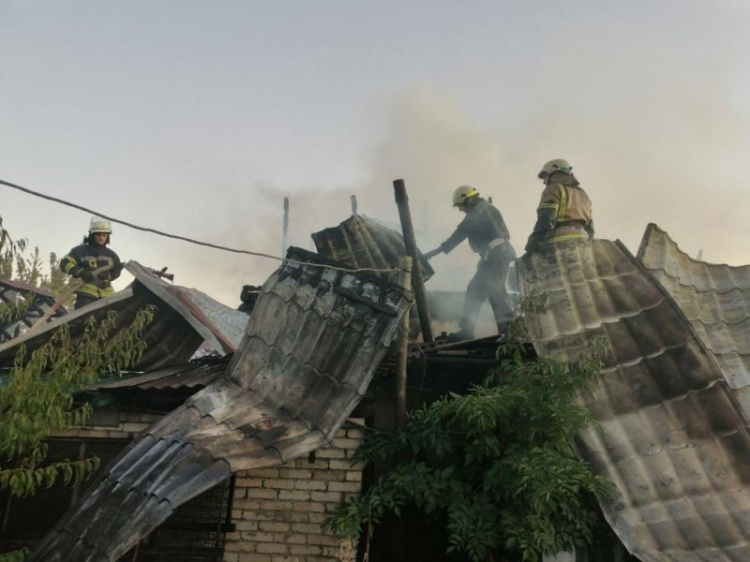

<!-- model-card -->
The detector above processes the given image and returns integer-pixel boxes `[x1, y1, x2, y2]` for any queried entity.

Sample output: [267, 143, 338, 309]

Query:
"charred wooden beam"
[393, 179, 434, 342]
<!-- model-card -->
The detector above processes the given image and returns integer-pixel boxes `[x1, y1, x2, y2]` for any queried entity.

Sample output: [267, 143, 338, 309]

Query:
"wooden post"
[395, 257, 412, 430]
[393, 179, 434, 342]
[282, 196, 290, 257]
[350, 195, 358, 216]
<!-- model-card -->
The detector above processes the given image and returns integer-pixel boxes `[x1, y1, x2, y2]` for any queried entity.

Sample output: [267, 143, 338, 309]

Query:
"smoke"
[201, 70, 750, 305]
[357, 73, 750, 286]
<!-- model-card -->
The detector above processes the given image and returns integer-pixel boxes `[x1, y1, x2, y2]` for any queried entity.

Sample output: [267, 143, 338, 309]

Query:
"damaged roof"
[0, 261, 248, 371]
[638, 223, 750, 416]
[89, 360, 227, 391]
[30, 247, 412, 562]
[312, 213, 434, 281]
[0, 278, 69, 342]
[518, 236, 750, 562]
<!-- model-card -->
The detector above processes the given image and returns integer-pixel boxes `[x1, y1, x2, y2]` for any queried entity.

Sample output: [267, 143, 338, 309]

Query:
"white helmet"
[89, 217, 112, 234]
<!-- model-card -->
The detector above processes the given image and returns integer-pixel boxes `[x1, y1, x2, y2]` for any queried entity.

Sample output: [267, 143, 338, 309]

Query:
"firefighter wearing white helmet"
[60, 217, 123, 309]
[423, 185, 517, 340]
[525, 159, 594, 253]
[89, 217, 112, 234]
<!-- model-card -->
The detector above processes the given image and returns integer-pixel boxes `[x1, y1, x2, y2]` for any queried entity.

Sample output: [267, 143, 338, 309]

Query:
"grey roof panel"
[88, 361, 226, 390]
[0, 261, 248, 370]
[30, 247, 412, 562]
[125, 261, 248, 354]
[312, 214, 434, 281]
[0, 279, 69, 342]
[518, 237, 750, 562]
[638, 223, 750, 396]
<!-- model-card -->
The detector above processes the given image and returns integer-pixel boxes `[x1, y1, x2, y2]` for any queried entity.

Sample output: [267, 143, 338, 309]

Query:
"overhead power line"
[0, 178, 399, 275]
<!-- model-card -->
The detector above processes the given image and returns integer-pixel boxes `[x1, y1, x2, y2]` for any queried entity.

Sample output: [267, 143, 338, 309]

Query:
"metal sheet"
[0, 261, 248, 370]
[0, 279, 68, 342]
[90, 361, 227, 390]
[518, 237, 750, 562]
[312, 214, 434, 281]
[30, 247, 413, 562]
[125, 261, 248, 354]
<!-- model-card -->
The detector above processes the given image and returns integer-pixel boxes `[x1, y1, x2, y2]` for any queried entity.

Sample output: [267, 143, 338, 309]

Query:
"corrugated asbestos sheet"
[89, 360, 227, 391]
[0, 261, 248, 371]
[0, 278, 68, 342]
[638, 223, 750, 416]
[311, 214, 434, 281]
[30, 247, 412, 562]
[518, 237, 750, 562]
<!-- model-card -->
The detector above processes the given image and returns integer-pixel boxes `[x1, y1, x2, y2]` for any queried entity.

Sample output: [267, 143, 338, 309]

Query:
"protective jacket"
[60, 242, 123, 300]
[525, 173, 594, 252]
[435, 197, 516, 337]
[438, 198, 511, 256]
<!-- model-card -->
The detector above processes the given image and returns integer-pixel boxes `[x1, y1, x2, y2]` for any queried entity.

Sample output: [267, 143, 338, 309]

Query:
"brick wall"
[56, 412, 366, 562]
[55, 411, 161, 439]
[224, 422, 365, 562]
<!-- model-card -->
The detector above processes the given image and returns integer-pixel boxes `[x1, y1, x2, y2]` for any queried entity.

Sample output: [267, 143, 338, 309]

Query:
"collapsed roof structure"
[0, 279, 69, 343]
[519, 227, 750, 562]
[0, 261, 247, 371]
[638, 223, 750, 415]
[1, 213, 746, 561]
[311, 213, 434, 282]
[24, 247, 411, 561]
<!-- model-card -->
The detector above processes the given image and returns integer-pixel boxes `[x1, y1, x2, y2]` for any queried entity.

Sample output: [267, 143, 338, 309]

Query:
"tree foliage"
[0, 215, 78, 305]
[0, 217, 153, 562]
[0, 215, 154, 498]
[327, 290, 614, 562]
[0, 308, 154, 497]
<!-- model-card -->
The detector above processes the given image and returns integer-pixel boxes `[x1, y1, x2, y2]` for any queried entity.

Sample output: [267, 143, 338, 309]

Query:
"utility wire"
[0, 178, 401, 275]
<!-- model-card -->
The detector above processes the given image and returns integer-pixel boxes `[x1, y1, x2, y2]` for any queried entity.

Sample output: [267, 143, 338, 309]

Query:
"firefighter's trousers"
[459, 243, 517, 337]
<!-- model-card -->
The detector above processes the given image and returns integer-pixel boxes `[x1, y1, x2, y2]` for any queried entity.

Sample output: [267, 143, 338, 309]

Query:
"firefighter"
[60, 217, 123, 310]
[525, 159, 594, 253]
[424, 185, 517, 339]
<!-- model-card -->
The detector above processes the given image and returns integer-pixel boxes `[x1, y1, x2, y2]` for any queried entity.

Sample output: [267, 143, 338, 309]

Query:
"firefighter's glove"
[80, 270, 97, 283]
[423, 249, 441, 261]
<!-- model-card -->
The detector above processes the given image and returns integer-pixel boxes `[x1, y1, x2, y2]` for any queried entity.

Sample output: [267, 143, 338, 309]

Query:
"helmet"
[89, 217, 112, 234]
[452, 185, 479, 207]
[538, 159, 572, 180]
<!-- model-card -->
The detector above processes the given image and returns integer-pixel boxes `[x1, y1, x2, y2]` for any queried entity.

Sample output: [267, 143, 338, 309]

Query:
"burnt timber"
[28, 247, 412, 561]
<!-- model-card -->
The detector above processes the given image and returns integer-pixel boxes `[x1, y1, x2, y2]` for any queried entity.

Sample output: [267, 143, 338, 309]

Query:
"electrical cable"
[0, 178, 401, 275]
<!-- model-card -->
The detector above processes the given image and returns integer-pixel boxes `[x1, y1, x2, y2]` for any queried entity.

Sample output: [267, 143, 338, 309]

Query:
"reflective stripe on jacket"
[526, 174, 594, 251]
[60, 243, 122, 299]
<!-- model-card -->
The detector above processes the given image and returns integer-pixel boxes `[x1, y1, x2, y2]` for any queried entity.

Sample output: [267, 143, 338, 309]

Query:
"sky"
[1, 0, 749, 306]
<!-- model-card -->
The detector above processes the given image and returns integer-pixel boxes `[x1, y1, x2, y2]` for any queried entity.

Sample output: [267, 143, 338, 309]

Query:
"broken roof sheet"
[312, 213, 434, 281]
[0, 261, 248, 371]
[30, 247, 413, 561]
[638, 223, 750, 416]
[0, 278, 68, 342]
[89, 360, 227, 391]
[518, 237, 750, 562]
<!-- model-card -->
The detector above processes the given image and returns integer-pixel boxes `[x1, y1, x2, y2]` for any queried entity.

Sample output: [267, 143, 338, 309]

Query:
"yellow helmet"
[452, 185, 479, 207]
[89, 217, 112, 234]
[538, 159, 572, 180]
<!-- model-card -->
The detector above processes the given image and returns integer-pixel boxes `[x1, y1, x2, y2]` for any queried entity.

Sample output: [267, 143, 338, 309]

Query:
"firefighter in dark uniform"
[525, 159, 594, 252]
[60, 217, 123, 310]
[424, 185, 517, 339]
